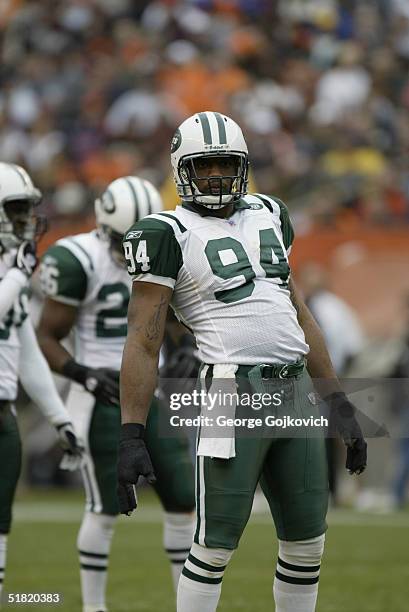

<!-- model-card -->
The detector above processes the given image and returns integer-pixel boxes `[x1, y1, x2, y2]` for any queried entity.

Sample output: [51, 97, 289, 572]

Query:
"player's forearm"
[36, 327, 74, 374]
[300, 308, 341, 389]
[120, 335, 159, 425]
[18, 320, 71, 426]
[121, 283, 171, 424]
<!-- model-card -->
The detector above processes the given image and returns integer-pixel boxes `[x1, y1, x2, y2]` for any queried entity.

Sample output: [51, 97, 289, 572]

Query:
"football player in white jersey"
[37, 177, 195, 612]
[0, 162, 83, 601]
[117, 112, 368, 612]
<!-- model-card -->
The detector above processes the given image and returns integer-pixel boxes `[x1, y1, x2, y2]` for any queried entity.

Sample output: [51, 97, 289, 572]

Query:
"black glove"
[56, 422, 85, 471]
[14, 240, 38, 277]
[117, 423, 156, 516]
[326, 391, 367, 475]
[62, 359, 120, 406]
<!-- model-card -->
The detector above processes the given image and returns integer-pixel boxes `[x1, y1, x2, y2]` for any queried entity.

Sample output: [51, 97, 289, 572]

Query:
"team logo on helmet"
[101, 192, 116, 214]
[248, 203, 263, 210]
[170, 129, 182, 154]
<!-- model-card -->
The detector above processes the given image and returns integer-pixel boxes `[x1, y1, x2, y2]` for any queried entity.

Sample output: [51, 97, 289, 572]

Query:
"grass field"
[3, 488, 409, 611]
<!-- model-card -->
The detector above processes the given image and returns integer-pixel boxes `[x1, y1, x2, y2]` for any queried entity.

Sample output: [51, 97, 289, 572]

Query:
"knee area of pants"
[278, 534, 325, 566]
[190, 542, 234, 568]
[160, 477, 195, 513]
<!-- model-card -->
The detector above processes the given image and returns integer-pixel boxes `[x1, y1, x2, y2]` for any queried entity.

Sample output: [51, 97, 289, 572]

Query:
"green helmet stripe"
[124, 177, 140, 222]
[213, 112, 227, 144]
[198, 112, 212, 144]
[106, 188, 116, 210]
[141, 180, 152, 215]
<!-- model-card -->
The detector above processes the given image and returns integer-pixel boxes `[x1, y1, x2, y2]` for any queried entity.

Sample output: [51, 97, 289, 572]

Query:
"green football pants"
[195, 368, 329, 548]
[84, 396, 195, 515]
[0, 404, 22, 534]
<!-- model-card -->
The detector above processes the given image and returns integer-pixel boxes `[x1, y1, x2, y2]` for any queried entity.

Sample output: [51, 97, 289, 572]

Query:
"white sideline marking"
[13, 503, 163, 523]
[13, 503, 409, 528]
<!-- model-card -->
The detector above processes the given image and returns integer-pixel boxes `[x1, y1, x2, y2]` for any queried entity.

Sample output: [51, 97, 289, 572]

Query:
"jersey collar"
[181, 198, 251, 218]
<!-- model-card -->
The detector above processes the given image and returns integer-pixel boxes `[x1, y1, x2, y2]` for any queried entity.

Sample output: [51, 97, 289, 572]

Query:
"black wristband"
[62, 359, 88, 385]
[120, 423, 146, 441]
[325, 391, 355, 418]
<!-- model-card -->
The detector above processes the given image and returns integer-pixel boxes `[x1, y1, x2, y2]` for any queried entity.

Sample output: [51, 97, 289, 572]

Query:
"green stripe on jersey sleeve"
[274, 198, 295, 251]
[40, 245, 88, 302]
[123, 217, 183, 282]
[255, 194, 295, 251]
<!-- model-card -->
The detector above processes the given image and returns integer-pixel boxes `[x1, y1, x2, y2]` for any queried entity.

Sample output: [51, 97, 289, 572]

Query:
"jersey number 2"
[96, 283, 129, 338]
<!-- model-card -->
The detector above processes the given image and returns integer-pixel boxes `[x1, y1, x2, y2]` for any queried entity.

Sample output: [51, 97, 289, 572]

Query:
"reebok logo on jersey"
[126, 230, 143, 239]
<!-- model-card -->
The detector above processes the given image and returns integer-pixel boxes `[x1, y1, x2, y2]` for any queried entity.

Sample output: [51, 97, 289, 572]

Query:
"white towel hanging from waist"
[197, 363, 238, 459]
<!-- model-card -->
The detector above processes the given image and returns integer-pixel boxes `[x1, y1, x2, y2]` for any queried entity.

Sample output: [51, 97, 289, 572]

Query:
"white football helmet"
[0, 162, 44, 251]
[95, 175, 163, 262]
[170, 111, 249, 209]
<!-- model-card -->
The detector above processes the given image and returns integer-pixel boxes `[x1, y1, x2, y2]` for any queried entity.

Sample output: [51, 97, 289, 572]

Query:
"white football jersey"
[40, 231, 131, 370]
[123, 194, 309, 365]
[0, 258, 29, 399]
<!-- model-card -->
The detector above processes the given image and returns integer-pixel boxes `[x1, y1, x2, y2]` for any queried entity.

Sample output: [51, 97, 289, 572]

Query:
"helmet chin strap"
[193, 200, 233, 210]
[193, 192, 234, 209]
[190, 179, 236, 209]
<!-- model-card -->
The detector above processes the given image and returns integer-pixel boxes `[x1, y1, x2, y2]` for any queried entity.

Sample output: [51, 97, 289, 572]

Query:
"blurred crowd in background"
[2, 0, 409, 506]
[1, 0, 409, 230]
